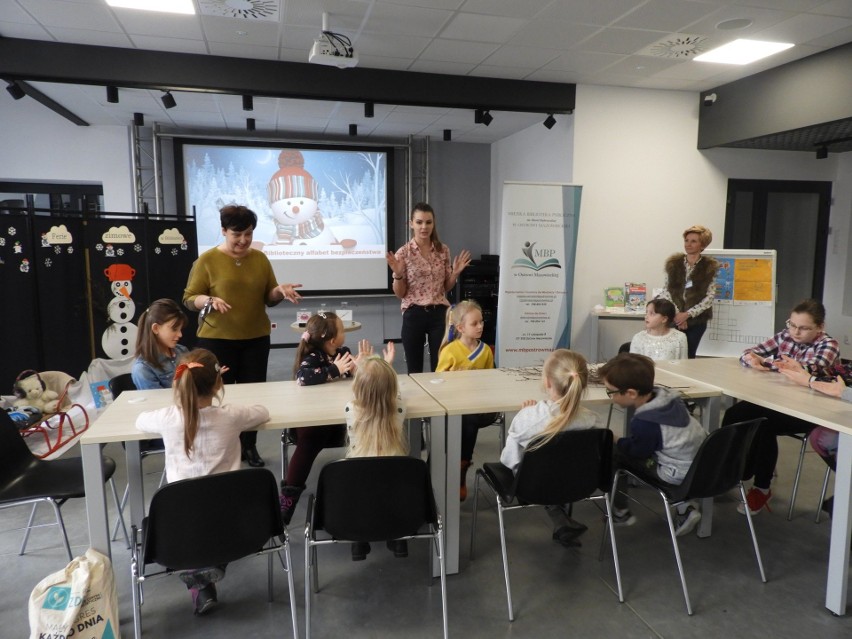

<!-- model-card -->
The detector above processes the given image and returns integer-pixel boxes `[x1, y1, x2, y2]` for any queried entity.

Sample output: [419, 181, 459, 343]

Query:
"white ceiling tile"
[613, 0, 723, 32]
[407, 59, 476, 74]
[0, 21, 51, 38]
[352, 54, 415, 70]
[753, 13, 852, 43]
[508, 19, 603, 49]
[574, 26, 670, 55]
[129, 35, 209, 54]
[806, 22, 852, 47]
[538, 0, 649, 26]
[544, 50, 625, 74]
[481, 45, 561, 68]
[356, 34, 431, 58]
[20, 0, 121, 30]
[811, 0, 852, 18]
[361, 2, 454, 38]
[604, 54, 682, 77]
[207, 41, 279, 59]
[418, 38, 498, 63]
[440, 12, 525, 43]
[470, 64, 535, 80]
[42, 26, 134, 47]
[729, 0, 825, 10]
[684, 6, 797, 38]
[114, 12, 204, 39]
[0, 2, 37, 23]
[458, 0, 553, 19]
[390, 0, 466, 9]
[201, 15, 282, 45]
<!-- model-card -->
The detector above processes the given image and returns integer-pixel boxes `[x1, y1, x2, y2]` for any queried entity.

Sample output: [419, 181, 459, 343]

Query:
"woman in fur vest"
[659, 225, 719, 358]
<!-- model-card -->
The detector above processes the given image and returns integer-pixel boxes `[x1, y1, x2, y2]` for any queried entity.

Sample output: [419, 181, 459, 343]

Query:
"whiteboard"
[697, 249, 777, 357]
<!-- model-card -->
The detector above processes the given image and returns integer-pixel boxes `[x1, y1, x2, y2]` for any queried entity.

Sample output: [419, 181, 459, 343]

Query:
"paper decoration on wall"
[101, 226, 136, 244]
[101, 263, 138, 359]
[45, 225, 73, 244]
[158, 228, 186, 244]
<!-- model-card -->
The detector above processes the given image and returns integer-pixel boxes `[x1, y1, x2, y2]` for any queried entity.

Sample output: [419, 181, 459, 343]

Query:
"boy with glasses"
[599, 353, 707, 534]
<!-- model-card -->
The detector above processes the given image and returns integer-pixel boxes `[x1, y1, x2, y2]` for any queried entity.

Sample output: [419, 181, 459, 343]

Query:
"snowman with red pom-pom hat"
[267, 149, 356, 248]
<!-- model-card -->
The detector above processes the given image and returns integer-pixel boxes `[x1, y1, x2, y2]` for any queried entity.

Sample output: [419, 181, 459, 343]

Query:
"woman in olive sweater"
[184, 204, 302, 467]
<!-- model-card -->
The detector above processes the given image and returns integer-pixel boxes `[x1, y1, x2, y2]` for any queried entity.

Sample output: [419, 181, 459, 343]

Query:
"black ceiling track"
[0, 36, 575, 115]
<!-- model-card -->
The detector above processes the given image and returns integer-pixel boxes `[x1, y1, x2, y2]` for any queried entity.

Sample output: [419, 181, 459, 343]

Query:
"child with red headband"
[135, 348, 269, 616]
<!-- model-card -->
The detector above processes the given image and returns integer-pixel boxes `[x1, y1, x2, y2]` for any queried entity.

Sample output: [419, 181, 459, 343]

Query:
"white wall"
[0, 93, 134, 211]
[492, 83, 846, 360]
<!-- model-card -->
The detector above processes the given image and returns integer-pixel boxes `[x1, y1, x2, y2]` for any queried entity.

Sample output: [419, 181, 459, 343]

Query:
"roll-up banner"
[496, 182, 582, 367]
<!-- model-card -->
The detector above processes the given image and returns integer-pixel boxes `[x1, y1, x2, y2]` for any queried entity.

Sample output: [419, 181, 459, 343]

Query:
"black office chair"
[108, 374, 166, 547]
[130, 468, 298, 639]
[304, 456, 447, 639]
[470, 428, 623, 621]
[611, 418, 767, 615]
[0, 409, 123, 562]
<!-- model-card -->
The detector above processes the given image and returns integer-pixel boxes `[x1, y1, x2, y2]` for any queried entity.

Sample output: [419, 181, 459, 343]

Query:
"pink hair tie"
[174, 362, 204, 380]
[301, 331, 311, 342]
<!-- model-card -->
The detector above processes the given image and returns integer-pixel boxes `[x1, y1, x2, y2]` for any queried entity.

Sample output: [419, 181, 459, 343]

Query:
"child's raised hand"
[520, 399, 537, 409]
[357, 339, 374, 357]
[382, 341, 396, 364]
[334, 351, 355, 376]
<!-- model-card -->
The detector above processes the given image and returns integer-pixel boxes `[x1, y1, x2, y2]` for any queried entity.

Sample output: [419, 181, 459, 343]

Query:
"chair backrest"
[142, 468, 283, 569]
[109, 373, 137, 399]
[677, 418, 766, 500]
[0, 409, 38, 483]
[313, 457, 437, 542]
[512, 428, 614, 505]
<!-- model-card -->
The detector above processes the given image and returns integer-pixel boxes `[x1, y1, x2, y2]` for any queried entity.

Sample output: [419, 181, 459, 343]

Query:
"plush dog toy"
[13, 370, 60, 414]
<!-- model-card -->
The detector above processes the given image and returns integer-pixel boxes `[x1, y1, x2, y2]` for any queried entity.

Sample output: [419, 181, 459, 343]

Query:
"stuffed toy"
[13, 371, 60, 414]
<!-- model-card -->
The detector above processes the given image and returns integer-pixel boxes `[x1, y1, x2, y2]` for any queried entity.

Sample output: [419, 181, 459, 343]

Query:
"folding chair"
[611, 418, 767, 615]
[0, 410, 123, 562]
[470, 428, 623, 621]
[304, 456, 447, 639]
[130, 468, 298, 639]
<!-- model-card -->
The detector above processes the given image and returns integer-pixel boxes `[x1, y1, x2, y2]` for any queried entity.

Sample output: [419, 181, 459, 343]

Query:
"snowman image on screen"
[101, 263, 138, 359]
[268, 149, 356, 248]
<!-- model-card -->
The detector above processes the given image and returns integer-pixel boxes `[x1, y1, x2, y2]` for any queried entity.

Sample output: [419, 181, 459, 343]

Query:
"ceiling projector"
[309, 37, 359, 69]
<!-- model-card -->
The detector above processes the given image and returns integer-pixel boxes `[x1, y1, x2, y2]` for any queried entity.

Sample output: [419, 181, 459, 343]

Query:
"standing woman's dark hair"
[220, 204, 257, 231]
[386, 202, 472, 373]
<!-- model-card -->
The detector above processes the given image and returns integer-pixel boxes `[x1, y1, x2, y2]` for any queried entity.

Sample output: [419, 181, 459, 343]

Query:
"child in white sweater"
[629, 298, 688, 361]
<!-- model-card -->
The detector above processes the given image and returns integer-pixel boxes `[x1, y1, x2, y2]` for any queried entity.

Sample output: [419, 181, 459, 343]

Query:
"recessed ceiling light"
[106, 0, 195, 15]
[716, 18, 753, 31]
[694, 39, 793, 65]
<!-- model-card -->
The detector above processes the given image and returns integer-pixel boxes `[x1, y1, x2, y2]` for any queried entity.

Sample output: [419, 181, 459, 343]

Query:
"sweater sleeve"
[616, 417, 663, 459]
[224, 404, 270, 430]
[296, 350, 339, 385]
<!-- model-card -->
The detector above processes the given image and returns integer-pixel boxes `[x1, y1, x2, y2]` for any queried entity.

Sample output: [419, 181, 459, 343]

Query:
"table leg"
[82, 443, 110, 559]
[429, 414, 450, 576]
[445, 414, 461, 575]
[697, 395, 721, 538]
[125, 441, 144, 532]
[825, 431, 852, 615]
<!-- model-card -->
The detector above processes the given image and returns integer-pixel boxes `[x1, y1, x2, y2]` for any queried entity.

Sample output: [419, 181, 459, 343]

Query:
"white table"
[410, 366, 721, 572]
[655, 357, 852, 616]
[80, 376, 444, 564]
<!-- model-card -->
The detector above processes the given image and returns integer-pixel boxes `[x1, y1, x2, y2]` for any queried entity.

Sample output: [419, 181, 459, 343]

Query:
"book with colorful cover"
[90, 381, 113, 409]
[624, 282, 646, 312]
[604, 287, 625, 308]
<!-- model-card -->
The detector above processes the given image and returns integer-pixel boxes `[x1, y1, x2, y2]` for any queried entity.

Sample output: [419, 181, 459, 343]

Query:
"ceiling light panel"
[107, 0, 195, 14]
[694, 39, 794, 65]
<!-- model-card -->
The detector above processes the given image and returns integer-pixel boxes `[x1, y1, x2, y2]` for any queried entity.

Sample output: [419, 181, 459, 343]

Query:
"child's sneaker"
[279, 485, 305, 526]
[675, 505, 702, 537]
[737, 487, 772, 515]
[190, 584, 218, 616]
[386, 539, 409, 558]
[612, 508, 636, 527]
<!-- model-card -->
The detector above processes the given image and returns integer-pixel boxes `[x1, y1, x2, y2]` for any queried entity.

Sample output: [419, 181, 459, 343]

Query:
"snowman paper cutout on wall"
[101, 263, 138, 359]
[267, 149, 356, 248]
